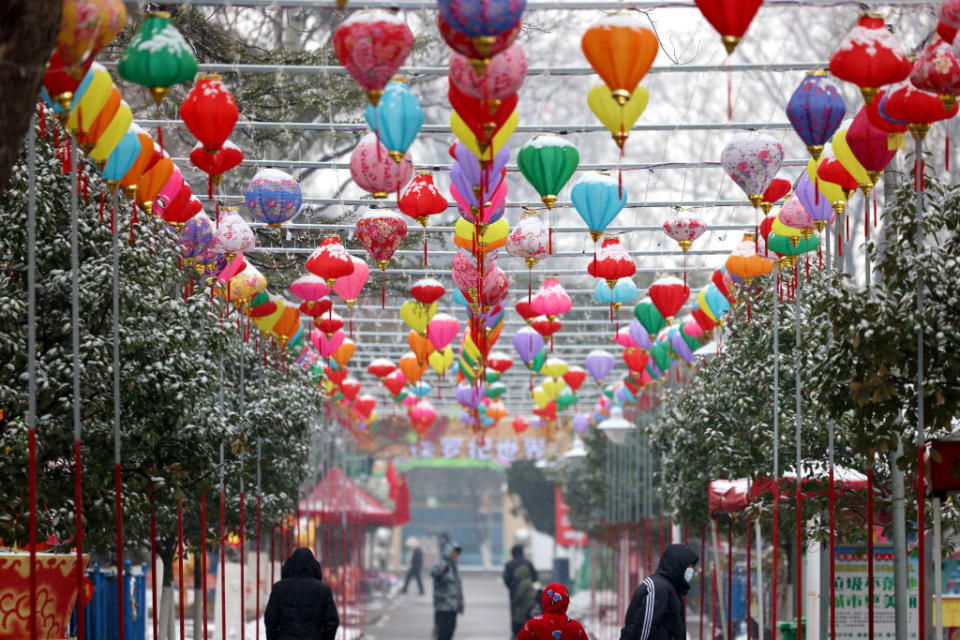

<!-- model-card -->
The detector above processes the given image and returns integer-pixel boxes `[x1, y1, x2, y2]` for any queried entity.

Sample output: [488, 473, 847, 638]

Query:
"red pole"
[867, 468, 875, 640]
[700, 524, 706, 640]
[178, 502, 186, 640]
[29, 429, 38, 640]
[829, 463, 836, 640]
[220, 488, 226, 640]
[727, 518, 734, 640]
[74, 441, 85, 640]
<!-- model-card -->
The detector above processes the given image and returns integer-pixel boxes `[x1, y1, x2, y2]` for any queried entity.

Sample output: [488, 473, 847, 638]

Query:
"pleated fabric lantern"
[245, 169, 303, 227]
[516, 134, 579, 209]
[846, 107, 898, 186]
[648, 277, 689, 325]
[760, 174, 792, 215]
[720, 132, 784, 208]
[693, 0, 764, 54]
[117, 11, 198, 104]
[883, 79, 958, 140]
[938, 0, 960, 43]
[587, 84, 649, 150]
[355, 209, 408, 271]
[786, 71, 846, 160]
[190, 140, 244, 196]
[587, 236, 636, 290]
[829, 13, 912, 105]
[662, 210, 707, 253]
[333, 11, 414, 106]
[449, 42, 526, 104]
[307, 235, 356, 289]
[571, 171, 627, 242]
[581, 11, 658, 106]
[437, 15, 521, 75]
[910, 37, 960, 114]
[350, 134, 414, 197]
[364, 79, 424, 163]
[180, 74, 239, 152]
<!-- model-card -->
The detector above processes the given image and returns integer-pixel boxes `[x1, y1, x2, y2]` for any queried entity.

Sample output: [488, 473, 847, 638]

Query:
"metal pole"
[26, 115, 38, 640]
[772, 267, 780, 633]
[711, 517, 728, 640]
[795, 270, 803, 640]
[111, 189, 125, 640]
[915, 134, 927, 640]
[934, 497, 943, 640]
[891, 440, 909, 640]
[756, 518, 765, 640]
[70, 131, 85, 640]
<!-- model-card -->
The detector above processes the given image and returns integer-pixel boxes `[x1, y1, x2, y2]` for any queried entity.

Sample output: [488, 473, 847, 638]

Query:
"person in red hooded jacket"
[515, 583, 587, 640]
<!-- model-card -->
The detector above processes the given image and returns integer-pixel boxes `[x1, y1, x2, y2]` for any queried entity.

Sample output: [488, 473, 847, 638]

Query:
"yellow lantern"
[587, 85, 649, 148]
[429, 347, 455, 375]
[88, 100, 133, 170]
[400, 300, 436, 337]
[532, 386, 550, 409]
[67, 63, 112, 134]
[539, 357, 569, 379]
[254, 295, 285, 335]
[697, 289, 718, 323]
[451, 109, 518, 163]
[831, 127, 874, 197]
[227, 265, 267, 305]
[454, 217, 509, 254]
[806, 157, 849, 216]
[542, 377, 565, 400]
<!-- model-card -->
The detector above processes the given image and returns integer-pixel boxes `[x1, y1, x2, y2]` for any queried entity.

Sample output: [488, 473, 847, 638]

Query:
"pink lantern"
[683, 318, 705, 340]
[332, 255, 370, 311]
[779, 194, 815, 235]
[720, 132, 785, 207]
[410, 399, 437, 434]
[940, 0, 960, 43]
[662, 210, 707, 253]
[481, 263, 510, 307]
[332, 10, 414, 105]
[427, 313, 460, 351]
[212, 206, 256, 260]
[318, 330, 345, 357]
[355, 209, 408, 271]
[613, 327, 639, 349]
[350, 134, 413, 198]
[530, 277, 572, 319]
[506, 211, 552, 268]
[912, 36, 960, 112]
[449, 42, 527, 101]
[290, 274, 330, 302]
[451, 250, 481, 293]
[451, 178, 508, 224]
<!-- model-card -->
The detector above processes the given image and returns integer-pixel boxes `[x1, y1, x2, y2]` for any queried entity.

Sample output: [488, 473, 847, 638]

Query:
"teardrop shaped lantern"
[581, 12, 658, 106]
[785, 71, 846, 160]
[332, 10, 414, 106]
[117, 11, 198, 104]
[516, 134, 580, 209]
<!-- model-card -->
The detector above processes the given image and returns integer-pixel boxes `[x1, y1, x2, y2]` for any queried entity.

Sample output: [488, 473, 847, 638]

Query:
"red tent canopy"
[708, 465, 869, 515]
[300, 467, 399, 526]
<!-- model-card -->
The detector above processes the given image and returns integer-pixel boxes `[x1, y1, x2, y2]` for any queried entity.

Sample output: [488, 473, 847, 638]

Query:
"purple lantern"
[572, 413, 590, 434]
[584, 349, 615, 385]
[628, 319, 653, 351]
[513, 327, 544, 364]
[785, 73, 846, 159]
[794, 172, 836, 232]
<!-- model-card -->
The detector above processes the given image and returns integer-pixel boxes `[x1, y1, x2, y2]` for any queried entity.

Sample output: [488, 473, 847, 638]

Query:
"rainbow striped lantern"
[245, 169, 303, 227]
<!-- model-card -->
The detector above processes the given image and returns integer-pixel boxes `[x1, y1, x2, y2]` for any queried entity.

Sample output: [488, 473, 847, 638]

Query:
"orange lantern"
[725, 234, 774, 286]
[119, 125, 156, 200]
[136, 152, 173, 215]
[332, 338, 356, 369]
[581, 12, 659, 106]
[408, 331, 435, 365]
[271, 302, 301, 345]
[398, 352, 427, 384]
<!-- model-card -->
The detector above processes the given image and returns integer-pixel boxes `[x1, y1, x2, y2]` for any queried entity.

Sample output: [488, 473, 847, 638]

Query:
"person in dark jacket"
[431, 542, 464, 640]
[515, 582, 587, 640]
[402, 537, 424, 595]
[620, 544, 699, 640]
[503, 544, 539, 637]
[264, 547, 339, 640]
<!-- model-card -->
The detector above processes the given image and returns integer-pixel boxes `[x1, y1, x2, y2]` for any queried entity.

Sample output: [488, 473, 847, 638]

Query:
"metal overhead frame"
[122, 0, 937, 9]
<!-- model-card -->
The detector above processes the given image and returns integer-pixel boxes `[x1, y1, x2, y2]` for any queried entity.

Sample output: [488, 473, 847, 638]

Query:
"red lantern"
[847, 107, 898, 183]
[157, 183, 202, 232]
[531, 316, 563, 338]
[325, 366, 347, 387]
[367, 359, 397, 378]
[179, 74, 239, 152]
[760, 174, 791, 214]
[333, 11, 414, 105]
[399, 171, 448, 226]
[383, 370, 406, 396]
[355, 209, 408, 271]
[562, 367, 586, 391]
[410, 277, 446, 305]
[910, 37, 960, 113]
[437, 15, 520, 75]
[712, 268, 736, 303]
[315, 311, 345, 336]
[622, 348, 650, 373]
[884, 77, 959, 140]
[515, 300, 537, 325]
[299, 298, 332, 318]
[190, 140, 244, 198]
[247, 300, 278, 319]
[829, 13, 912, 105]
[448, 82, 518, 146]
[340, 378, 362, 402]
[44, 51, 93, 116]
[488, 352, 514, 374]
[586, 236, 636, 289]
[817, 156, 859, 198]
[306, 235, 355, 288]
[691, 307, 716, 333]
[353, 394, 376, 419]
[866, 88, 909, 148]
[938, 0, 960, 44]
[647, 276, 689, 324]
[693, 0, 764, 54]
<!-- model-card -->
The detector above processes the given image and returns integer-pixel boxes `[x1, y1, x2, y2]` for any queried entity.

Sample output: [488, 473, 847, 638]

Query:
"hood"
[511, 543, 524, 559]
[655, 544, 699, 595]
[282, 547, 323, 580]
[541, 583, 569, 615]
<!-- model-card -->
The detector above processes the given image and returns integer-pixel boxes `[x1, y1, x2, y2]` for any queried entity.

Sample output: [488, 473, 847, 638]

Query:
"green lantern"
[486, 382, 506, 399]
[485, 370, 501, 384]
[680, 324, 700, 351]
[633, 297, 665, 339]
[530, 348, 547, 374]
[557, 390, 578, 411]
[767, 233, 820, 270]
[117, 11, 198, 105]
[651, 340, 672, 373]
[516, 134, 580, 209]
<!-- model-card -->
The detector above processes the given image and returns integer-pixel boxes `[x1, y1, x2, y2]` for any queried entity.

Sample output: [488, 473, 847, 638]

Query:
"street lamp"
[598, 407, 634, 445]
[563, 436, 587, 460]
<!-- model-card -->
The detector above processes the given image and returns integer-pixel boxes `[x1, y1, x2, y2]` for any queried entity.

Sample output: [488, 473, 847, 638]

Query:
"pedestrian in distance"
[431, 541, 464, 640]
[619, 543, 699, 640]
[503, 543, 539, 637]
[264, 547, 340, 640]
[515, 582, 587, 640]
[402, 536, 424, 595]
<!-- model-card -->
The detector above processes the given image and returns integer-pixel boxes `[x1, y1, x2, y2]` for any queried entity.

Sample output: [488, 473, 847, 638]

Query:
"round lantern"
[725, 234, 773, 286]
[648, 277, 689, 325]
[350, 134, 414, 197]
[290, 274, 330, 302]
[211, 206, 255, 261]
[506, 211, 552, 269]
[438, 0, 525, 44]
[587, 236, 636, 289]
[364, 79, 424, 163]
[516, 134, 579, 209]
[883, 76, 958, 140]
[662, 210, 707, 253]
[785, 71, 846, 160]
[117, 11, 198, 104]
[449, 42, 526, 104]
[581, 12, 658, 106]
[829, 13, 912, 105]
[245, 169, 303, 227]
[720, 132, 784, 208]
[911, 37, 960, 112]
[307, 235, 355, 289]
[437, 15, 521, 75]
[355, 209, 408, 271]
[846, 107, 897, 186]
[332, 10, 414, 106]
[760, 174, 792, 214]
[176, 211, 214, 268]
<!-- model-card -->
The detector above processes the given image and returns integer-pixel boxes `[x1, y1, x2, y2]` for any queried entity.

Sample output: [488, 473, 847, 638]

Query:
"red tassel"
[747, 298, 751, 322]
[53, 123, 60, 155]
[98, 191, 105, 223]
[130, 201, 138, 246]
[838, 223, 843, 258]
[110, 201, 115, 236]
[83, 170, 88, 203]
[818, 245, 822, 270]
[845, 214, 849, 243]
[874, 197, 878, 228]
[157, 125, 164, 153]
[865, 194, 870, 239]
[38, 104, 46, 138]
[815, 177, 819, 205]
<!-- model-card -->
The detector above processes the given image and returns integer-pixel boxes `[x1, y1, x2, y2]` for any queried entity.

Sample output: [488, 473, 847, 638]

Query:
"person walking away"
[619, 543, 699, 640]
[402, 537, 424, 595]
[264, 547, 339, 640]
[515, 582, 587, 640]
[431, 542, 464, 640]
[503, 543, 539, 637]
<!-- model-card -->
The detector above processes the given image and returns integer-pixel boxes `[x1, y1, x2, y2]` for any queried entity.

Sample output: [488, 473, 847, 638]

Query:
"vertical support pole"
[795, 273, 803, 640]
[915, 134, 927, 640]
[112, 189, 125, 640]
[26, 115, 38, 640]
[772, 264, 781, 636]
[69, 132, 85, 640]
[891, 441, 909, 640]
[712, 517, 728, 640]
[934, 497, 943, 640]
[756, 518, 764, 640]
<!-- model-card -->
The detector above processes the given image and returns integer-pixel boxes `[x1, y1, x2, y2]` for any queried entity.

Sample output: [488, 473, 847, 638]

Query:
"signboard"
[554, 486, 588, 547]
[835, 546, 918, 640]
[403, 436, 548, 463]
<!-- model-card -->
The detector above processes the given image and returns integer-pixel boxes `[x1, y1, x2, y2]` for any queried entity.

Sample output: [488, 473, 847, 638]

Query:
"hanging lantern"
[832, 127, 875, 197]
[350, 134, 414, 198]
[594, 279, 639, 314]
[88, 99, 134, 171]
[648, 277, 689, 325]
[117, 11, 198, 104]
[157, 182, 202, 232]
[368, 358, 397, 378]
[438, 0, 525, 50]
[530, 277, 572, 319]
[399, 171, 448, 227]
[846, 107, 898, 186]
[180, 74, 239, 153]
[693, 0, 763, 54]
[448, 83, 517, 150]
[437, 15, 520, 75]
[56, 0, 126, 74]
[332, 10, 414, 106]
[190, 140, 244, 196]
[245, 169, 303, 227]
[662, 210, 707, 253]
[829, 13, 912, 105]
[43, 52, 93, 116]
[516, 135, 579, 209]
[453, 217, 509, 255]
[794, 173, 836, 233]
[290, 274, 330, 303]
[883, 76, 958, 140]
[210, 206, 255, 262]
[720, 132, 784, 208]
[810, 152, 858, 216]
[101, 128, 141, 193]
[427, 313, 461, 352]
[355, 208, 408, 271]
[332, 256, 370, 311]
[581, 12, 658, 106]
[410, 277, 446, 305]
[449, 42, 526, 104]
[136, 152, 173, 215]
[364, 78, 424, 163]
[306, 235, 355, 289]
[587, 236, 636, 290]
[571, 171, 627, 242]
[587, 84, 649, 150]
[506, 211, 552, 269]
[725, 234, 774, 286]
[910, 37, 960, 113]
[785, 71, 846, 160]
[939, 0, 960, 43]
[118, 125, 157, 200]
[760, 174, 792, 215]
[66, 62, 111, 135]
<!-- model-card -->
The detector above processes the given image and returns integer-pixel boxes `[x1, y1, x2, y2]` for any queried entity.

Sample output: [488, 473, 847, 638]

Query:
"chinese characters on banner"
[405, 437, 547, 462]
[554, 486, 588, 546]
[835, 546, 918, 640]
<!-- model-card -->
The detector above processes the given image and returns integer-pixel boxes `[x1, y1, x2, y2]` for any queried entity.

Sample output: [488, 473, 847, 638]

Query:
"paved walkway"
[365, 572, 513, 640]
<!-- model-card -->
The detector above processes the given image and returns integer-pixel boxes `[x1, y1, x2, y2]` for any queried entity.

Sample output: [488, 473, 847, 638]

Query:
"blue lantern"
[245, 168, 302, 227]
[438, 0, 526, 37]
[593, 278, 639, 309]
[785, 72, 846, 160]
[571, 171, 627, 243]
[364, 80, 424, 163]
[410, 381, 433, 398]
[452, 288, 471, 307]
[703, 284, 732, 322]
[101, 128, 141, 191]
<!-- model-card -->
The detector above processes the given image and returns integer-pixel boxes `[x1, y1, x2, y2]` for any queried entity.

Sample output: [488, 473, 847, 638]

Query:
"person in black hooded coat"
[620, 544, 699, 640]
[265, 547, 339, 640]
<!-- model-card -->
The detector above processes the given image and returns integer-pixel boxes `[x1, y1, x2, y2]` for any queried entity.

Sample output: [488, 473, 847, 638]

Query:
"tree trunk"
[194, 554, 204, 640]
[159, 546, 176, 640]
[0, 0, 61, 193]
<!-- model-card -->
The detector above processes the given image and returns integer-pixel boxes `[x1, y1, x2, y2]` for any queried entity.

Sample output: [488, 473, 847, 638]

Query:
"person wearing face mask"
[619, 543, 699, 640]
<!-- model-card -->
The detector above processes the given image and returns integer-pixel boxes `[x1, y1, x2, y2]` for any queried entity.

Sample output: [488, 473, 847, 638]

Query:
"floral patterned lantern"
[307, 235, 356, 289]
[829, 13, 912, 105]
[662, 210, 707, 253]
[911, 37, 960, 113]
[939, 0, 960, 43]
[449, 42, 526, 106]
[350, 134, 414, 198]
[720, 132, 784, 208]
[437, 15, 521, 75]
[211, 206, 255, 262]
[177, 211, 214, 269]
[355, 209, 408, 271]
[506, 211, 553, 286]
[332, 11, 414, 106]
[245, 169, 303, 227]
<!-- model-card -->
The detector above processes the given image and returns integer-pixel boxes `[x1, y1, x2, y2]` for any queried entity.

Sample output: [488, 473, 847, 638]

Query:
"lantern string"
[946, 134, 950, 173]
[865, 193, 870, 240]
[845, 212, 849, 244]
[38, 104, 45, 138]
